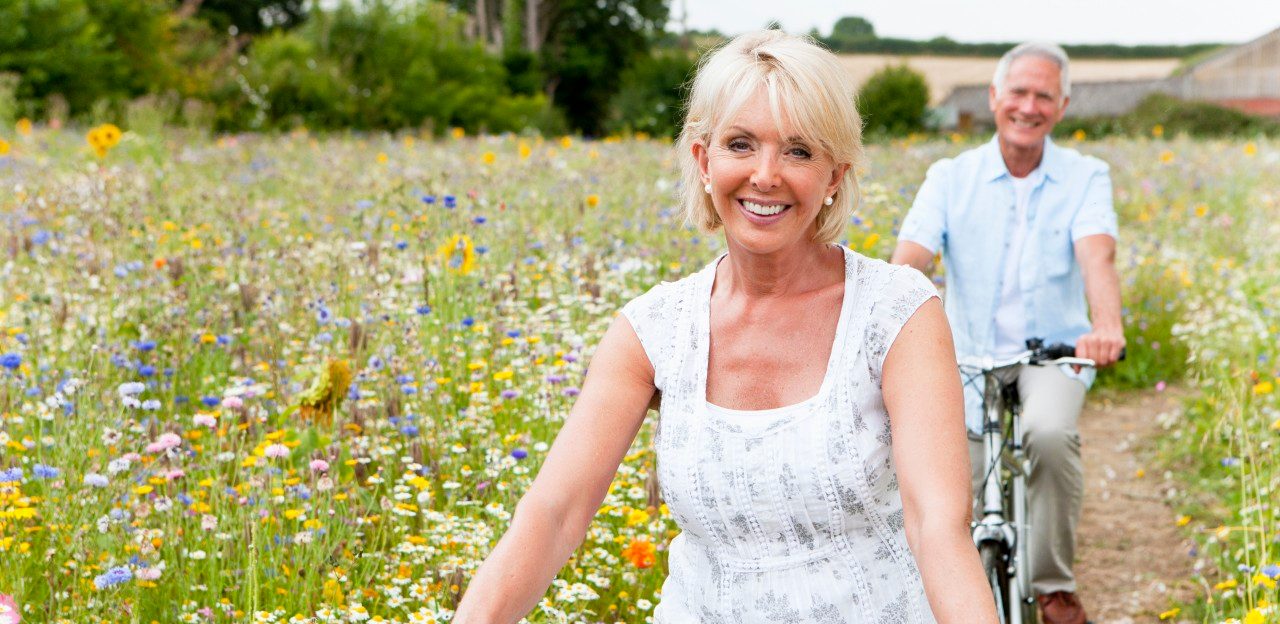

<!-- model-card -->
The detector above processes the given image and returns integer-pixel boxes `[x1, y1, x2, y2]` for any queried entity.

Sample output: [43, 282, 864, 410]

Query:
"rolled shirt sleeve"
[897, 159, 952, 254]
[1069, 160, 1118, 242]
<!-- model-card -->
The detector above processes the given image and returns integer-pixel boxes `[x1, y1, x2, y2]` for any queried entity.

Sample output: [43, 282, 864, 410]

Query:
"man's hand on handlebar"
[1072, 326, 1126, 369]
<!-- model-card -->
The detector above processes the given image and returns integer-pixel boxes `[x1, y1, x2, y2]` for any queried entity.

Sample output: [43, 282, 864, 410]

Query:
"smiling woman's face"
[694, 90, 845, 256]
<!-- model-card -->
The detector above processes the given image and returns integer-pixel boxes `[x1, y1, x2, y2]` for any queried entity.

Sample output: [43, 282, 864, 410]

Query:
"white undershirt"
[993, 169, 1041, 357]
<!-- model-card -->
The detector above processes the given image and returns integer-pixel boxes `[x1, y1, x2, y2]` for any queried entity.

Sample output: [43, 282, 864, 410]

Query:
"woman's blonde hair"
[676, 30, 864, 244]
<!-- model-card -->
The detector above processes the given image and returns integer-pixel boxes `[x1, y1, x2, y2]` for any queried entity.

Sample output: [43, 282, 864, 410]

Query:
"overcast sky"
[673, 0, 1280, 45]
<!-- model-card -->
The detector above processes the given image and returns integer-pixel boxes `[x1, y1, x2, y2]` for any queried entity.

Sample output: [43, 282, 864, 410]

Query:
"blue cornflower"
[475, 245, 489, 255]
[0, 467, 23, 483]
[444, 195, 457, 208]
[0, 353, 20, 370]
[472, 216, 487, 225]
[500, 389, 520, 399]
[314, 332, 333, 344]
[511, 448, 528, 460]
[395, 241, 408, 250]
[93, 565, 133, 589]
[134, 340, 157, 352]
[32, 463, 60, 479]
[422, 195, 436, 205]
[32, 230, 51, 245]
[461, 317, 475, 327]
[1262, 564, 1280, 579]
[401, 385, 417, 395]
[216, 335, 231, 346]
[400, 425, 419, 437]
[200, 396, 220, 408]
[395, 374, 414, 384]
[415, 304, 432, 315]
[137, 364, 156, 377]
[316, 306, 332, 324]
[506, 330, 522, 338]
[83, 473, 110, 488]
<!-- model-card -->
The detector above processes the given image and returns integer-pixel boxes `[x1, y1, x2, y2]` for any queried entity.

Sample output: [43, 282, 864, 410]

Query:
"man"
[891, 42, 1125, 624]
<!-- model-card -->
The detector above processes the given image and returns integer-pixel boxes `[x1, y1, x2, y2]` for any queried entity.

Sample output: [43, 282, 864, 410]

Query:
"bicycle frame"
[961, 349, 1096, 624]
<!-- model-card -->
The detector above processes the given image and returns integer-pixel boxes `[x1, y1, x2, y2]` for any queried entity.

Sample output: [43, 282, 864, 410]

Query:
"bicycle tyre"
[979, 541, 1011, 624]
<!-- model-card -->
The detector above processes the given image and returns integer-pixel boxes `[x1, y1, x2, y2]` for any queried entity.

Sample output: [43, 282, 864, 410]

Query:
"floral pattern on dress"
[620, 247, 940, 623]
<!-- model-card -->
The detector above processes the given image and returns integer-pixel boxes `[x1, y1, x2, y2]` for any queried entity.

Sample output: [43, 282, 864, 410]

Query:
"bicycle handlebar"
[957, 340, 1126, 373]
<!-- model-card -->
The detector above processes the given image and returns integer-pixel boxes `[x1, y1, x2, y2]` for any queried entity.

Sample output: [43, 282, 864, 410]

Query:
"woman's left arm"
[882, 297, 998, 623]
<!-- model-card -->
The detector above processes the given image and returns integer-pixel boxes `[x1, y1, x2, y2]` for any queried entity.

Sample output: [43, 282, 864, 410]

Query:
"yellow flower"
[0, 138, 8, 156]
[450, 127, 465, 139]
[1159, 150, 1174, 164]
[403, 136, 415, 149]
[1244, 608, 1265, 624]
[1254, 380, 1274, 395]
[376, 152, 388, 164]
[1176, 515, 1191, 527]
[1254, 572, 1277, 589]
[585, 194, 600, 208]
[134, 485, 154, 495]
[1244, 142, 1258, 156]
[437, 234, 476, 274]
[559, 136, 573, 149]
[626, 508, 650, 526]
[482, 151, 496, 165]
[16, 118, 32, 135]
[1158, 608, 1179, 620]
[1072, 129, 1086, 141]
[863, 233, 880, 250]
[518, 142, 531, 159]
[1194, 204, 1208, 217]
[1213, 578, 1238, 590]
[1151, 124, 1164, 138]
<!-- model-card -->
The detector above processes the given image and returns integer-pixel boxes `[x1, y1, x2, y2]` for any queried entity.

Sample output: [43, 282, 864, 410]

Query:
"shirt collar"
[981, 135, 1063, 183]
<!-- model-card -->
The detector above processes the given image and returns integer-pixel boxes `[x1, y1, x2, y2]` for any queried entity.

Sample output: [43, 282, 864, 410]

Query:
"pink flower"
[144, 433, 182, 454]
[309, 459, 330, 473]
[136, 567, 162, 581]
[263, 444, 289, 459]
[1155, 381, 1167, 392]
[0, 593, 20, 624]
[192, 414, 217, 428]
[220, 396, 243, 410]
[165, 469, 186, 481]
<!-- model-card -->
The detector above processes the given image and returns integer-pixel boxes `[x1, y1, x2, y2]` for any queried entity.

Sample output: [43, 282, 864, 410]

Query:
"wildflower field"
[0, 124, 1276, 623]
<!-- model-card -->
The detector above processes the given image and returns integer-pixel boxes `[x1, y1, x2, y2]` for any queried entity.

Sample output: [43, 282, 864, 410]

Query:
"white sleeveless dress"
[620, 246, 940, 623]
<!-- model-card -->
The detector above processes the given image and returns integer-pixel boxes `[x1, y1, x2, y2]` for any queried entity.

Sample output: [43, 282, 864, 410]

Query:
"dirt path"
[1076, 386, 1198, 622]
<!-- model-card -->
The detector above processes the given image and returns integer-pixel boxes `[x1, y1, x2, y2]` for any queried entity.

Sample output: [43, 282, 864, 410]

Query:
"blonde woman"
[455, 30, 996, 623]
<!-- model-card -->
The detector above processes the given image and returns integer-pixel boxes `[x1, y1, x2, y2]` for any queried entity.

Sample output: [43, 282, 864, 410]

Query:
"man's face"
[989, 55, 1069, 152]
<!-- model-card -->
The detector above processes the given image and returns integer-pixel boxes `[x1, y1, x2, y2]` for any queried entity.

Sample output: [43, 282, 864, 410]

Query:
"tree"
[857, 64, 929, 136]
[538, 0, 669, 135]
[183, 0, 308, 35]
[826, 15, 875, 50]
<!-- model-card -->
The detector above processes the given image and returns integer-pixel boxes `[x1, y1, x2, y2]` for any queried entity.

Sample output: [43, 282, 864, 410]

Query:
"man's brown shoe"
[1037, 591, 1087, 624]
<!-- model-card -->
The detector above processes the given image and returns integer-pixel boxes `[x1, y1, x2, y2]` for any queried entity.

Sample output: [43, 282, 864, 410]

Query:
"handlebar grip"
[1042, 343, 1075, 359]
[1041, 343, 1127, 362]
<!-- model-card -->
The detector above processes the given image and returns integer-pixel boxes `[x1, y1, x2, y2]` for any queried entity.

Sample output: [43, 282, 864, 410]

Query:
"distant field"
[838, 54, 1181, 103]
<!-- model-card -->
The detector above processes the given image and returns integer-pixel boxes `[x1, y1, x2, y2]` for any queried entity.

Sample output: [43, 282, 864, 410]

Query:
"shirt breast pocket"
[1043, 227, 1074, 278]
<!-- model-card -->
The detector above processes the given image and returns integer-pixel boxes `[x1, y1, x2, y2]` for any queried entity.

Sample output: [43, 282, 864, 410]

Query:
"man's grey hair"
[991, 41, 1071, 99]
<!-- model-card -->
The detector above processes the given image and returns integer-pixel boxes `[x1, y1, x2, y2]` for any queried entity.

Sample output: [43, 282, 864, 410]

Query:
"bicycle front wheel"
[979, 541, 1011, 624]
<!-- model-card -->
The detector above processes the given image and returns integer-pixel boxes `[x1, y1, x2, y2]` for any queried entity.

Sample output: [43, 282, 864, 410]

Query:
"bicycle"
[959, 338, 1102, 624]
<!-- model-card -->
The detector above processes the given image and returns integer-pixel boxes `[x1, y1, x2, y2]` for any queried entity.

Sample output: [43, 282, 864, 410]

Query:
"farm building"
[936, 26, 1280, 129]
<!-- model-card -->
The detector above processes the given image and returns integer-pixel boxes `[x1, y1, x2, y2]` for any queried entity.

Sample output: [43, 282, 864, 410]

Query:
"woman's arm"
[882, 298, 998, 623]
[453, 314, 657, 623]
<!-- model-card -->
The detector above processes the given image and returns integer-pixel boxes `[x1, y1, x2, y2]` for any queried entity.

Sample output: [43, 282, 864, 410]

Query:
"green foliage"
[540, 0, 669, 135]
[857, 64, 929, 137]
[827, 16, 875, 49]
[225, 1, 554, 133]
[1054, 94, 1280, 139]
[605, 50, 695, 137]
[819, 16, 1218, 59]
[195, 0, 308, 36]
[0, 0, 126, 116]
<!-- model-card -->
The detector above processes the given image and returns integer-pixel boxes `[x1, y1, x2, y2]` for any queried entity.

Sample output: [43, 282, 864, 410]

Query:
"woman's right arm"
[452, 314, 657, 623]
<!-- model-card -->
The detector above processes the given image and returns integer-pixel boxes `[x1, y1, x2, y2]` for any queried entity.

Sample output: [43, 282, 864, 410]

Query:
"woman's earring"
[704, 183, 713, 194]
[823, 196, 834, 206]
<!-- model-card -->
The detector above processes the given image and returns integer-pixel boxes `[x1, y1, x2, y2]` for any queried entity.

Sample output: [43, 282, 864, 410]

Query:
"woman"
[455, 30, 996, 622]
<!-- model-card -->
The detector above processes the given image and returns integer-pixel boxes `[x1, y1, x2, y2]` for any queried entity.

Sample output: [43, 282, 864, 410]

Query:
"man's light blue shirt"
[897, 137, 1117, 430]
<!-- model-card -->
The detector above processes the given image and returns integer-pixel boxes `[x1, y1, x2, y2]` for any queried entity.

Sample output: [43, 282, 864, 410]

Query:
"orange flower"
[622, 537, 657, 569]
